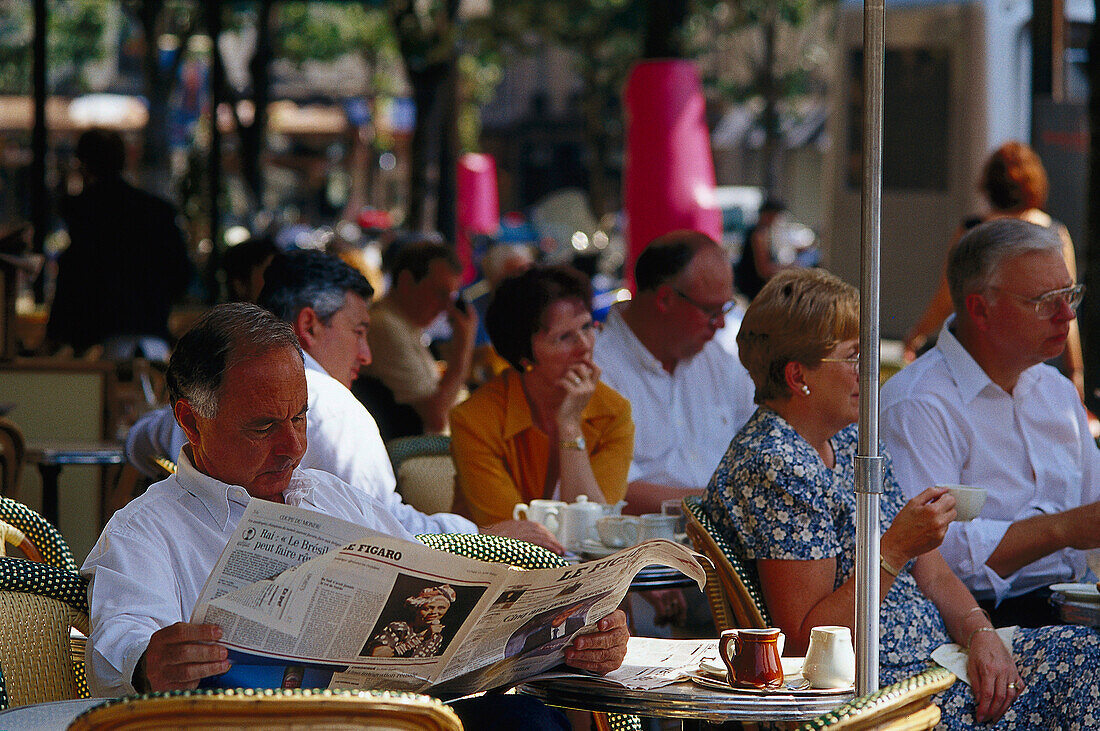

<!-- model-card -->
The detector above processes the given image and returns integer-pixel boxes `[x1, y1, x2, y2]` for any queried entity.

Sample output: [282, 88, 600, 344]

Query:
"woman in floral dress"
[704, 268, 1100, 729]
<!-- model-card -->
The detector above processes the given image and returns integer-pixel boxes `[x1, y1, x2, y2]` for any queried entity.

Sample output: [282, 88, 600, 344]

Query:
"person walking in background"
[47, 128, 191, 360]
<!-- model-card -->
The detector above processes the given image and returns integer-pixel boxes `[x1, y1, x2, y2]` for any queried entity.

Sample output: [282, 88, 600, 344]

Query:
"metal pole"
[855, 0, 886, 696]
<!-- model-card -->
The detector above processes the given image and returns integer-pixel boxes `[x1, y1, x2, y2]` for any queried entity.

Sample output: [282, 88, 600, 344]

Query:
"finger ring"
[1008, 682, 1017, 690]
[572, 376, 581, 385]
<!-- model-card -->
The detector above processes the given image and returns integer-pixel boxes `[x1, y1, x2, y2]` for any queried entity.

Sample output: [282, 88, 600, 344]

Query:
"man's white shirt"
[880, 318, 1100, 602]
[81, 451, 415, 696]
[593, 306, 757, 489]
[300, 352, 475, 534]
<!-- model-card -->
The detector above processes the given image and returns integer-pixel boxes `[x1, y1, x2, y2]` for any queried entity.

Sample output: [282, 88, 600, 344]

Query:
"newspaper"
[189, 499, 707, 695]
[529, 637, 718, 690]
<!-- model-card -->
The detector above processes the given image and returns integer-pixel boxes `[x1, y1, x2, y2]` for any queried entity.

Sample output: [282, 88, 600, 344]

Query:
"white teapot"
[557, 496, 605, 552]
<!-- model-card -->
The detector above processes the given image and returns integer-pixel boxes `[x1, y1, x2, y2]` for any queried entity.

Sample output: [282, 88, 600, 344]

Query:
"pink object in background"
[456, 153, 500, 284]
[622, 60, 721, 290]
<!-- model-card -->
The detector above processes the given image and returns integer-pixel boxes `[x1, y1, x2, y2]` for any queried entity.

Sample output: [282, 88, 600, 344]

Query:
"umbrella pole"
[856, 0, 887, 696]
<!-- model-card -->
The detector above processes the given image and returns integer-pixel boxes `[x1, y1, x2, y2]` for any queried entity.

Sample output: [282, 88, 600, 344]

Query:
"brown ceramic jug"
[719, 628, 784, 690]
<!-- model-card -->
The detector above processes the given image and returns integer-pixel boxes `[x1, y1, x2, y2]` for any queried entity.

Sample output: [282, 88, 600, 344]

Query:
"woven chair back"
[0, 558, 89, 707]
[682, 495, 771, 629]
[796, 666, 956, 730]
[68, 688, 464, 730]
[387, 435, 456, 515]
[0, 496, 77, 571]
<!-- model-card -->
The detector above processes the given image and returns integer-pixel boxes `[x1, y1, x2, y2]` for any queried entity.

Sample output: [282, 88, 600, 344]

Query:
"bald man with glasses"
[881, 218, 1100, 627]
[593, 231, 756, 516]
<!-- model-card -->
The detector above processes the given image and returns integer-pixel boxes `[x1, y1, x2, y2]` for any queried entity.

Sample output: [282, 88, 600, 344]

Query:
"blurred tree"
[273, 2, 399, 216]
[123, 0, 200, 196]
[0, 0, 108, 95]
[386, 0, 460, 237]
[690, 0, 835, 194]
[466, 0, 651, 218]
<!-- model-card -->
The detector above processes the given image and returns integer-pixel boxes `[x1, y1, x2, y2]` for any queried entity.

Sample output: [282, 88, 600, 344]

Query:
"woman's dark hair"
[486, 265, 593, 370]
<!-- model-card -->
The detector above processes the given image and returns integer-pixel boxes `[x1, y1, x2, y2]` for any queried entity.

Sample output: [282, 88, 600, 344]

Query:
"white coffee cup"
[513, 499, 566, 536]
[939, 484, 987, 522]
[596, 516, 639, 548]
[637, 513, 679, 541]
[801, 625, 856, 689]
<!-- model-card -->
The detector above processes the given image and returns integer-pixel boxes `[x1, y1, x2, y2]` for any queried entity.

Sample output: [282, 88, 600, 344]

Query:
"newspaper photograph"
[189, 499, 707, 694]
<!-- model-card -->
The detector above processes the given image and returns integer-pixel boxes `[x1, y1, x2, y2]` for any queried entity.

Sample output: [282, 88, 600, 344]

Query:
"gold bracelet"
[966, 625, 996, 650]
[880, 555, 901, 577]
[965, 606, 992, 623]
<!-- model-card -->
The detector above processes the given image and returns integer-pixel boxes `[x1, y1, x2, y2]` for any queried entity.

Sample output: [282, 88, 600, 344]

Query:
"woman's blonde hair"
[736, 269, 859, 403]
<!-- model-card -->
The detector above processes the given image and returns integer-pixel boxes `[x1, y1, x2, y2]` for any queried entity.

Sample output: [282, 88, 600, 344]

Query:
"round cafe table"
[517, 675, 853, 729]
[1050, 591, 1100, 627]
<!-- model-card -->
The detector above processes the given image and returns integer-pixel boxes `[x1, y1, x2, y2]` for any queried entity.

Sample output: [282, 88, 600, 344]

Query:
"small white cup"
[596, 516, 639, 548]
[802, 625, 855, 689]
[512, 499, 566, 535]
[939, 484, 987, 522]
[637, 513, 679, 541]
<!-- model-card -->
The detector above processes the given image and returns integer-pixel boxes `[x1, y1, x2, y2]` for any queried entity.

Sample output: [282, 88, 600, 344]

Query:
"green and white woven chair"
[797, 666, 956, 730]
[387, 434, 456, 515]
[682, 495, 771, 631]
[416, 533, 641, 731]
[0, 557, 90, 707]
[0, 495, 78, 572]
[69, 687, 463, 730]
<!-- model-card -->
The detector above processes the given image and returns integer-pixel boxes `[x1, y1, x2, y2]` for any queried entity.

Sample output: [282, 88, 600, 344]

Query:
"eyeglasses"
[820, 356, 860, 372]
[990, 283, 1085, 319]
[671, 287, 736, 323]
[540, 320, 601, 349]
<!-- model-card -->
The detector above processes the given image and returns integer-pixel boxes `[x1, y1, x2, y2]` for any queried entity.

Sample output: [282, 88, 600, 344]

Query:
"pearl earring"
[800, 385, 811, 396]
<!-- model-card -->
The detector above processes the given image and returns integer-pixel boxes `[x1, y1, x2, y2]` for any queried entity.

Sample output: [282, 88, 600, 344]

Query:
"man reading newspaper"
[81, 303, 629, 729]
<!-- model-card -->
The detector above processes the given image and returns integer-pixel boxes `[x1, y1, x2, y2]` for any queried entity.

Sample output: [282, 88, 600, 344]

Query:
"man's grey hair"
[259, 250, 374, 325]
[947, 218, 1064, 313]
[166, 302, 302, 418]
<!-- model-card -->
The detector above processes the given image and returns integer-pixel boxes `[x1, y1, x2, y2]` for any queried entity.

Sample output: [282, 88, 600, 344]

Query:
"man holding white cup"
[882, 219, 1100, 626]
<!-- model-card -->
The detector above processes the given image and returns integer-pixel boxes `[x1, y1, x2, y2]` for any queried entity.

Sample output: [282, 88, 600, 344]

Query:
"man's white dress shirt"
[124, 353, 475, 535]
[593, 306, 757, 489]
[300, 353, 475, 534]
[81, 450, 415, 696]
[880, 319, 1100, 603]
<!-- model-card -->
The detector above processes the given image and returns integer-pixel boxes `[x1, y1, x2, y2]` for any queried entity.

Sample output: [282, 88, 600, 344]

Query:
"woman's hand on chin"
[556, 359, 600, 429]
[882, 486, 955, 564]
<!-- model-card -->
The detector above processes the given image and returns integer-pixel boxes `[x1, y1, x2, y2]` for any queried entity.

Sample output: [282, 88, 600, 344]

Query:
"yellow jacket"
[450, 369, 633, 526]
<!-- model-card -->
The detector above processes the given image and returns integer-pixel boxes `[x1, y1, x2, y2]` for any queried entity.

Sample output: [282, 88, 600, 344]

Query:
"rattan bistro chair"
[796, 666, 956, 730]
[0, 495, 78, 572]
[0, 557, 90, 707]
[387, 435, 456, 515]
[68, 687, 464, 731]
[415, 533, 641, 731]
[682, 495, 771, 631]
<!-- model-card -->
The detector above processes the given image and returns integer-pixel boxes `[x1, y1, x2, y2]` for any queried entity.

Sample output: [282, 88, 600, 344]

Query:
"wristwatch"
[559, 435, 586, 451]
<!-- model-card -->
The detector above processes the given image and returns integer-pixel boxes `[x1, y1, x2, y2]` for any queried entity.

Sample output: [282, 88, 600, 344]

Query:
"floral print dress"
[703, 407, 1100, 730]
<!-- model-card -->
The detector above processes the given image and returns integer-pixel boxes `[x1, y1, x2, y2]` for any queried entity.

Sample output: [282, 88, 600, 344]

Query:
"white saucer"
[1051, 582, 1100, 603]
[579, 540, 621, 559]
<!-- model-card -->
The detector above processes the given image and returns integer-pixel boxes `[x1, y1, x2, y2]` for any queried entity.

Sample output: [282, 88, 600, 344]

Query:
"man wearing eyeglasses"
[593, 231, 757, 516]
[881, 218, 1099, 627]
